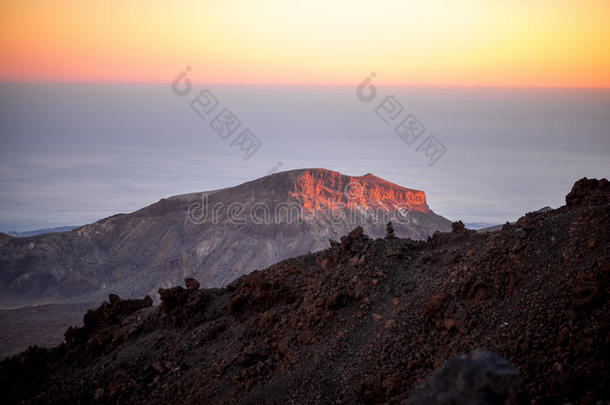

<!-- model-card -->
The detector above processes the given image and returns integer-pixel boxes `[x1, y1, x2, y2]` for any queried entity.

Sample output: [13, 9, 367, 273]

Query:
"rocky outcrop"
[451, 220, 465, 232]
[565, 177, 609, 209]
[158, 278, 210, 325]
[63, 294, 152, 358]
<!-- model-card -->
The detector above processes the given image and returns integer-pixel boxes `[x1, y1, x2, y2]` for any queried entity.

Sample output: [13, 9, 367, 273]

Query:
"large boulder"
[407, 349, 524, 405]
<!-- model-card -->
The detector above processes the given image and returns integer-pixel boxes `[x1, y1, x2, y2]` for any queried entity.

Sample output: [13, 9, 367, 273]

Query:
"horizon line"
[2, 79, 610, 90]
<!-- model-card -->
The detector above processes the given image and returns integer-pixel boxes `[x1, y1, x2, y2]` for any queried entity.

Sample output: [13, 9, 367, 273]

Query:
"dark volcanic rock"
[0, 169, 452, 356]
[407, 349, 524, 405]
[63, 294, 152, 357]
[0, 178, 608, 404]
[565, 177, 609, 209]
[158, 280, 211, 326]
[158, 286, 189, 314]
[451, 220, 465, 233]
[385, 222, 395, 239]
[185, 278, 200, 291]
[348, 226, 364, 240]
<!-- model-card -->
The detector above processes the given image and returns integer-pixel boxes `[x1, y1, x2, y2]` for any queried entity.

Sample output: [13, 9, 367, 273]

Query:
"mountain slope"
[0, 169, 451, 307]
[1, 178, 608, 404]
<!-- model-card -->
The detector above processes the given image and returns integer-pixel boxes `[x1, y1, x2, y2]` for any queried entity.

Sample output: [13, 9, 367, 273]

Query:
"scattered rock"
[329, 239, 340, 248]
[451, 221, 465, 233]
[64, 293, 153, 354]
[159, 286, 188, 314]
[152, 361, 166, 373]
[185, 278, 200, 291]
[348, 226, 364, 240]
[2, 178, 609, 405]
[407, 349, 524, 405]
[109, 294, 121, 304]
[385, 246, 403, 258]
[385, 222, 395, 239]
[340, 236, 351, 248]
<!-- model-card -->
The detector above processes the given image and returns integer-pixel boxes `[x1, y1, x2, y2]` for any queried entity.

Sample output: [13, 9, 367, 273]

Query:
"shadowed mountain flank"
[1, 178, 608, 404]
[0, 169, 450, 307]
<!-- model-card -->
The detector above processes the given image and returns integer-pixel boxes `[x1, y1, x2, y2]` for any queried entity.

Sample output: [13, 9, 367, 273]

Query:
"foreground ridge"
[1, 178, 608, 404]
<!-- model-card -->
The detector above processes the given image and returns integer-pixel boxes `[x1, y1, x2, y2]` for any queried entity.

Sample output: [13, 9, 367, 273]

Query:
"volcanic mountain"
[1, 178, 608, 404]
[0, 169, 450, 308]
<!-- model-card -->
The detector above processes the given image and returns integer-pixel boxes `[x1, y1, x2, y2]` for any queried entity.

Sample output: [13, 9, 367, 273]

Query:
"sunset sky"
[1, 0, 609, 87]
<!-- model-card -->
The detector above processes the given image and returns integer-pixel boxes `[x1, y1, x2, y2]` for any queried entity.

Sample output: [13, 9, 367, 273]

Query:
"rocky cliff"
[0, 169, 450, 307]
[1, 178, 607, 404]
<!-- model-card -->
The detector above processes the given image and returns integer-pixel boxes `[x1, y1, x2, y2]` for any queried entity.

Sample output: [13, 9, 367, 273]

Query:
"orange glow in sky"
[1, 0, 609, 87]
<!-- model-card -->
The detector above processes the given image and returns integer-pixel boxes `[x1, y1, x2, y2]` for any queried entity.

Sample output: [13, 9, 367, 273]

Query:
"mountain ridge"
[0, 169, 450, 308]
[2, 177, 607, 403]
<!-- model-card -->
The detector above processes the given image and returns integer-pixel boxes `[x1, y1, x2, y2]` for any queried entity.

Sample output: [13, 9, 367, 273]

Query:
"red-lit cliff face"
[289, 169, 429, 213]
[5, 178, 609, 404]
[0, 168, 452, 356]
[0, 168, 450, 312]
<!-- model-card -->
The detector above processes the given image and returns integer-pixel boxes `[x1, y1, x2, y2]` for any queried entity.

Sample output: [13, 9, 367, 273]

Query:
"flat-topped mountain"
[0, 169, 450, 308]
[2, 178, 608, 403]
